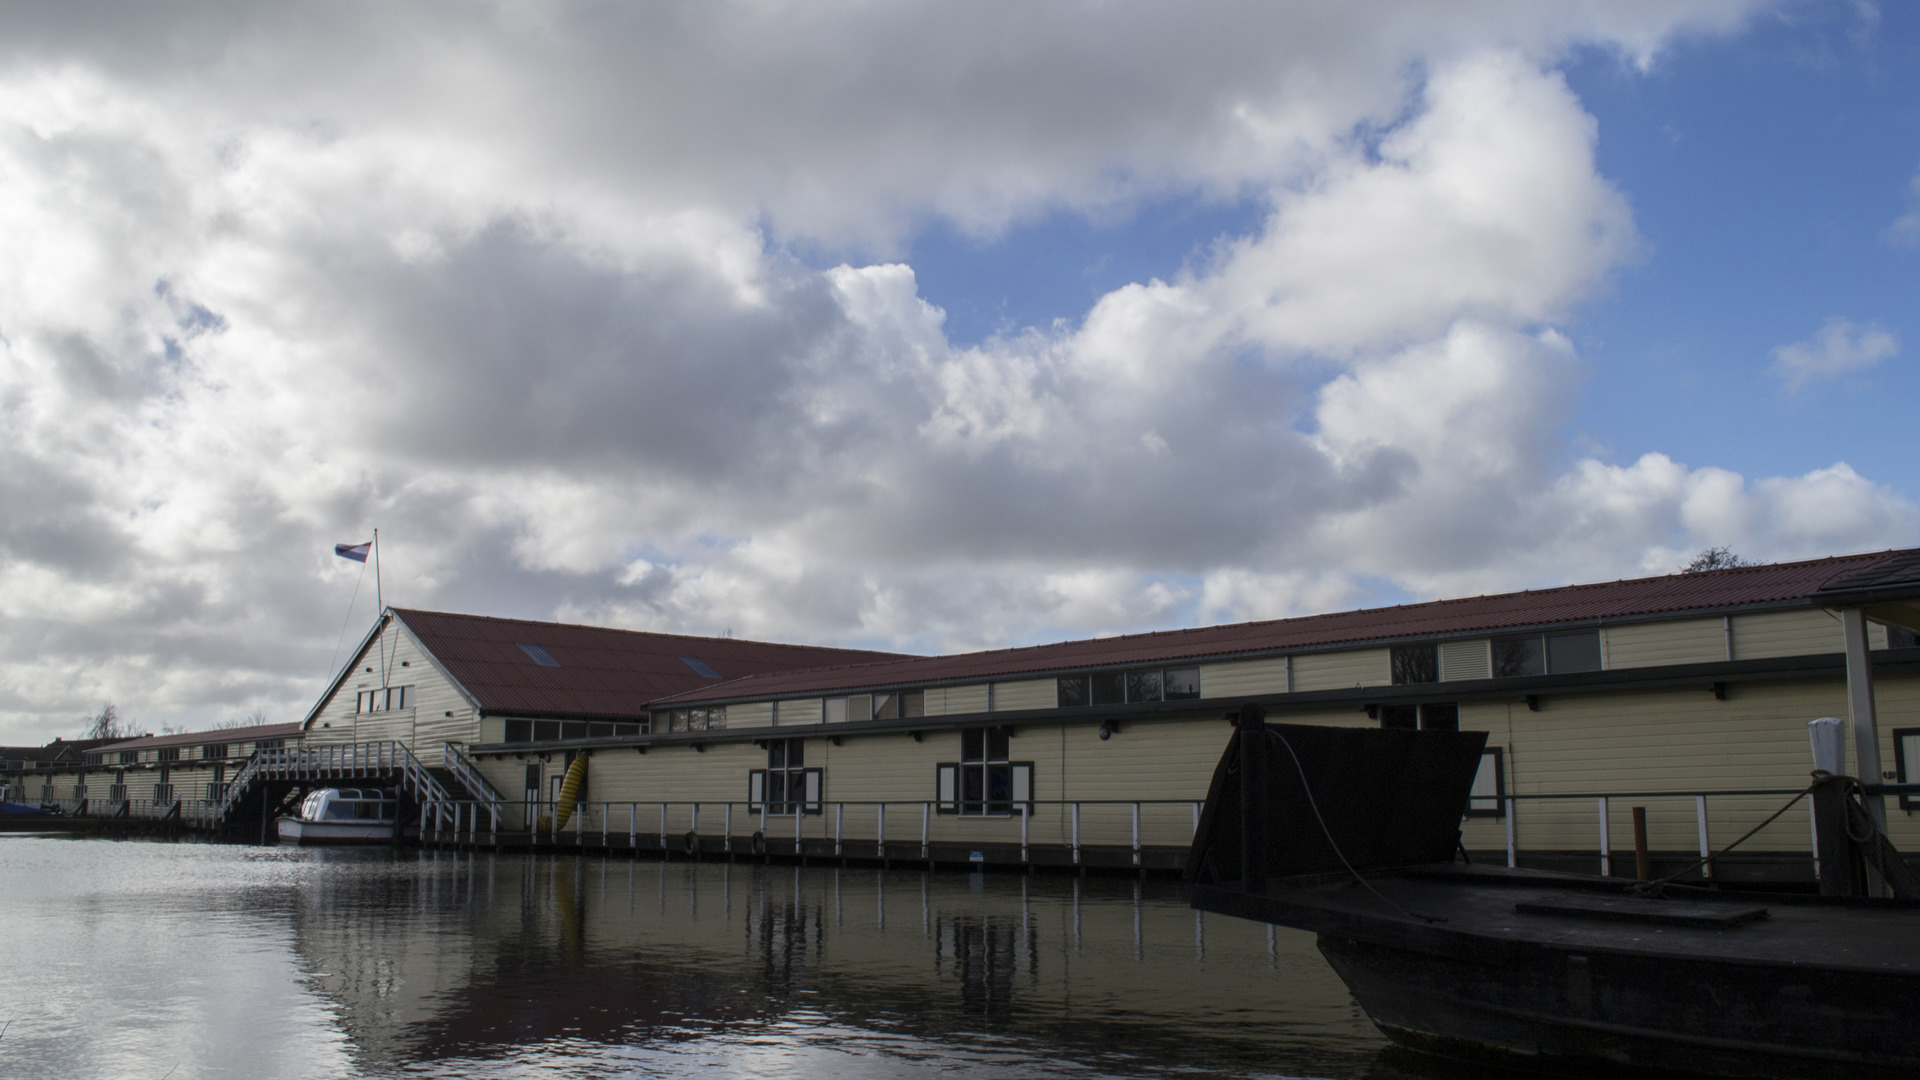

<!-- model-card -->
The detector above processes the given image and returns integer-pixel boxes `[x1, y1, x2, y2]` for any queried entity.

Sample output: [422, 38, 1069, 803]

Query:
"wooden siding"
[1603, 618, 1724, 669]
[1198, 657, 1287, 699]
[729, 702, 774, 729]
[1730, 609, 1840, 660]
[1440, 639, 1490, 682]
[991, 679, 1055, 712]
[1290, 648, 1390, 691]
[925, 684, 989, 716]
[304, 620, 478, 753]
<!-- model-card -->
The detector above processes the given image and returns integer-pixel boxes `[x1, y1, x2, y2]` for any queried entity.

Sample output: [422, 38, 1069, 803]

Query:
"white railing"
[209, 741, 456, 832]
[442, 743, 504, 816]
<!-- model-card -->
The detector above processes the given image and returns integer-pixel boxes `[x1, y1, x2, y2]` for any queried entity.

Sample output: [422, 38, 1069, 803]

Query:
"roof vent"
[679, 656, 721, 679]
[518, 644, 560, 667]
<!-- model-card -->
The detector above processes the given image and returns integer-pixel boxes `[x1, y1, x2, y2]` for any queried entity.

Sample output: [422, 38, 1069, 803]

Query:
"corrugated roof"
[92, 722, 304, 754]
[392, 609, 913, 719]
[655, 549, 1920, 704]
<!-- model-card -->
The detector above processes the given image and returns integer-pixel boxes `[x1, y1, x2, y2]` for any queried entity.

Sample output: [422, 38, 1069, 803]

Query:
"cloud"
[1770, 316, 1899, 391]
[1886, 169, 1920, 248]
[5, 0, 1910, 745]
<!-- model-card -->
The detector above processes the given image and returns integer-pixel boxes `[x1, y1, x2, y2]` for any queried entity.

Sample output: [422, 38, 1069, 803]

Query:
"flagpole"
[374, 528, 387, 690]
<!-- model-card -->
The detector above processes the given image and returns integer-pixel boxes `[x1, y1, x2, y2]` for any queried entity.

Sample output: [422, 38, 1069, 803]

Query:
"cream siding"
[1730, 609, 1842, 660]
[1602, 618, 1725, 669]
[1440, 639, 1491, 682]
[728, 702, 775, 729]
[774, 699, 822, 726]
[1290, 648, 1391, 691]
[990, 679, 1055, 712]
[1198, 657, 1288, 698]
[925, 684, 989, 716]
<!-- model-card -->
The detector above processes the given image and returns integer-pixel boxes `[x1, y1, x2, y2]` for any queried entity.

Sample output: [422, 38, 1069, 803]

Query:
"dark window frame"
[1466, 746, 1507, 819]
[1895, 727, 1920, 813]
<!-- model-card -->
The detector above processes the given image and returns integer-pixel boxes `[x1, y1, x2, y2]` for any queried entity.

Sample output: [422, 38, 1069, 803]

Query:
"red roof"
[92, 722, 304, 755]
[655, 549, 1920, 703]
[393, 609, 912, 719]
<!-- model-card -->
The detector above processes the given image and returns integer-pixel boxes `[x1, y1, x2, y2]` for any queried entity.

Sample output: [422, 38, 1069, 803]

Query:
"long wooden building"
[9, 549, 1920, 879]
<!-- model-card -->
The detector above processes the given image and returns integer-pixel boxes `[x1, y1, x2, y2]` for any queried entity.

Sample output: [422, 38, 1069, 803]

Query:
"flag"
[335, 541, 372, 562]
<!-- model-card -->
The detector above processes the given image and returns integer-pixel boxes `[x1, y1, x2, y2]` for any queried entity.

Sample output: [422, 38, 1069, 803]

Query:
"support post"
[1071, 803, 1081, 865]
[1505, 797, 1517, 869]
[1131, 802, 1142, 868]
[834, 803, 844, 857]
[920, 802, 930, 862]
[876, 802, 886, 861]
[1597, 796, 1611, 877]
[1631, 805, 1651, 881]
[1840, 609, 1889, 838]
[1695, 795, 1711, 880]
[1020, 803, 1030, 865]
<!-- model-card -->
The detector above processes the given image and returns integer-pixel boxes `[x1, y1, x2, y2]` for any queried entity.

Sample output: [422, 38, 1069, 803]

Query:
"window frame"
[1895, 727, 1920, 813]
[1466, 746, 1507, 819]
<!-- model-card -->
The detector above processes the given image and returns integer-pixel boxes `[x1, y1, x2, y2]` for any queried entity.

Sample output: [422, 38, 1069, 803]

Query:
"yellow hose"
[550, 753, 589, 831]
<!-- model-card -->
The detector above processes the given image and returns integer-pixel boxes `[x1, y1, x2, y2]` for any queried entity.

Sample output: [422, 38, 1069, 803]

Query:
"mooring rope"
[1636, 779, 1818, 893]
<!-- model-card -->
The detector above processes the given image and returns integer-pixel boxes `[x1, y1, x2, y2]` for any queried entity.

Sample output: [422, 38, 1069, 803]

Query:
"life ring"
[683, 829, 700, 856]
[750, 829, 767, 856]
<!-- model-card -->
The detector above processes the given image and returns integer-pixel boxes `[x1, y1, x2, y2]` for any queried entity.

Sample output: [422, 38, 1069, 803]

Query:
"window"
[748, 739, 820, 816]
[1057, 666, 1201, 708]
[1491, 630, 1602, 677]
[109, 778, 127, 803]
[1890, 627, 1920, 649]
[1895, 728, 1920, 812]
[158, 747, 180, 763]
[1467, 747, 1506, 818]
[823, 698, 849, 723]
[118, 751, 137, 765]
[203, 743, 227, 761]
[1379, 702, 1458, 731]
[936, 729, 1034, 817]
[872, 690, 924, 720]
[356, 685, 413, 713]
[1390, 645, 1439, 685]
[256, 738, 285, 750]
[153, 783, 174, 805]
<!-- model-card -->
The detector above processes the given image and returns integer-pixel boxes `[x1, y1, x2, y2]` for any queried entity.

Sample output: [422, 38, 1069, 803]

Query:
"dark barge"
[1186, 705, 1920, 1079]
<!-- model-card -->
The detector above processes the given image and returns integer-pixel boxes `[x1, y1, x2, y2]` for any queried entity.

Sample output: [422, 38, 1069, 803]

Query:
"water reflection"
[4, 837, 1433, 1078]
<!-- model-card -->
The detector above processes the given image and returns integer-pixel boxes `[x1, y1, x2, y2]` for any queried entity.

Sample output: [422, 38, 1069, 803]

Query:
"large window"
[1057, 666, 1200, 708]
[748, 739, 821, 816]
[872, 690, 925, 720]
[504, 719, 645, 743]
[356, 685, 413, 713]
[936, 729, 1034, 817]
[1390, 645, 1438, 685]
[1491, 629, 1602, 677]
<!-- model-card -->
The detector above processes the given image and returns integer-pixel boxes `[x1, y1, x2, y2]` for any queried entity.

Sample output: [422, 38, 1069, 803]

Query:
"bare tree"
[210, 708, 273, 730]
[1683, 546, 1754, 573]
[82, 704, 148, 741]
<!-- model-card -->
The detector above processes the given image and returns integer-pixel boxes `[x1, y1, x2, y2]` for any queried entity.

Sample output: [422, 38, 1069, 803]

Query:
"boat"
[276, 787, 399, 844]
[1185, 704, 1920, 1080]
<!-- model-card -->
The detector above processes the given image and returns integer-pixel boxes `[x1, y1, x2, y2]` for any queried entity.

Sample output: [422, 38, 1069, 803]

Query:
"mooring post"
[1236, 702, 1268, 888]
[1597, 796, 1611, 877]
[1695, 795, 1711, 880]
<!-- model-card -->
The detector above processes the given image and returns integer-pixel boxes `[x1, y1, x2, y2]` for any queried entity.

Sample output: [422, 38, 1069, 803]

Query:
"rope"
[1265, 728, 1447, 924]
[1639, 779, 1817, 891]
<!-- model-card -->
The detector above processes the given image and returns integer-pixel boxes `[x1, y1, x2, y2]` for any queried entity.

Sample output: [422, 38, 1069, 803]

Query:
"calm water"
[0, 835, 1469, 1079]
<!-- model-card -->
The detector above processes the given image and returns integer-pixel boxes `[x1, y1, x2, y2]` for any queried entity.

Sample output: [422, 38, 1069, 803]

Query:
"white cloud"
[1770, 316, 1899, 391]
[1885, 169, 1920, 247]
[5, 0, 1913, 744]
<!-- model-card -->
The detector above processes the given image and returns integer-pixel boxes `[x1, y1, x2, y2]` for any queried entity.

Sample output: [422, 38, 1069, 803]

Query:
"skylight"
[679, 656, 720, 679]
[518, 643, 560, 667]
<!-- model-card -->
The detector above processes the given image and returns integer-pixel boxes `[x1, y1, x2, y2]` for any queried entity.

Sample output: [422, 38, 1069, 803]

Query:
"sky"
[2, 0, 1917, 743]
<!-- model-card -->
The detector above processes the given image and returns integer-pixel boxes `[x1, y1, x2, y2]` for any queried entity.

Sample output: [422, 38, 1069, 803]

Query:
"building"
[9, 549, 1920, 878]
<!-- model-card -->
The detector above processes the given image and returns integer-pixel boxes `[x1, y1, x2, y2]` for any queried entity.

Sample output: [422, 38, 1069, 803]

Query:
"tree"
[82, 704, 147, 741]
[211, 708, 272, 730]
[1683, 546, 1753, 573]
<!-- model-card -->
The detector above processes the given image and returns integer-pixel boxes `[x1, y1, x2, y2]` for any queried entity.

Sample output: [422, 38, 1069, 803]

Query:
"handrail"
[442, 743, 504, 814]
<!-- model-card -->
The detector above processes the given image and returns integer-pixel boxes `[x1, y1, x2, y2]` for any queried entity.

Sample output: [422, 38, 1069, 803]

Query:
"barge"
[1186, 705, 1920, 1079]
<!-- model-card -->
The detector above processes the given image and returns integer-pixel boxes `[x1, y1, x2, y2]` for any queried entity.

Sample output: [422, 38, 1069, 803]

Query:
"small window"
[824, 698, 849, 724]
[1390, 645, 1439, 685]
[202, 743, 227, 761]
[1491, 635, 1545, 678]
[1057, 676, 1090, 708]
[680, 656, 721, 679]
[1894, 728, 1920, 812]
[1090, 672, 1125, 706]
[1164, 667, 1201, 699]
[615, 724, 641, 737]
[1546, 630, 1602, 674]
[561, 721, 588, 740]
[158, 748, 180, 763]
[533, 720, 561, 741]
[899, 691, 924, 718]
[588, 723, 613, 738]
[1467, 747, 1506, 818]
[518, 644, 561, 667]
[505, 720, 532, 742]
[118, 751, 137, 765]
[1379, 705, 1418, 731]
[873, 693, 900, 720]
[386, 685, 412, 710]
[959, 727, 1013, 816]
[1890, 627, 1920, 650]
[708, 706, 727, 730]
[1379, 702, 1458, 731]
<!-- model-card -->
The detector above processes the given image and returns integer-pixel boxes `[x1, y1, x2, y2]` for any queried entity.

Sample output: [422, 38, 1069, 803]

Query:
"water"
[0, 835, 1447, 1079]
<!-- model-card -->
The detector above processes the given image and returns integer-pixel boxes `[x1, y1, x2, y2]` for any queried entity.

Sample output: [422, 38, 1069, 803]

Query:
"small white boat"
[276, 787, 398, 844]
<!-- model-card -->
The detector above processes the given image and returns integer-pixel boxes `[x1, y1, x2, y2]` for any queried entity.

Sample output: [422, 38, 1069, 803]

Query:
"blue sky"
[901, 2, 1918, 506]
[4, 0, 1919, 740]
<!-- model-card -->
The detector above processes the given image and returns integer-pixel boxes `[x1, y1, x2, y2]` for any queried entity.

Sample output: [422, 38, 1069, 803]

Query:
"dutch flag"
[335, 541, 372, 563]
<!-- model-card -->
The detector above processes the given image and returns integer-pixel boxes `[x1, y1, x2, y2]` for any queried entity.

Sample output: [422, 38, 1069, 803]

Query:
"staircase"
[211, 741, 458, 833]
